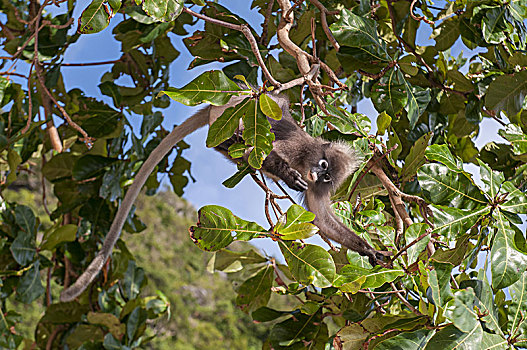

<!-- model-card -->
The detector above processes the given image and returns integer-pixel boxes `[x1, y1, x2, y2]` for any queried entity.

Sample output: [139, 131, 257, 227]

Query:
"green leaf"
[371, 77, 407, 118]
[126, 307, 146, 343]
[78, 0, 119, 34]
[375, 329, 434, 350]
[431, 205, 489, 241]
[499, 181, 527, 214]
[398, 55, 418, 76]
[508, 271, 527, 340]
[418, 164, 488, 210]
[476, 269, 503, 336]
[236, 265, 273, 313]
[87, 312, 125, 340]
[65, 324, 104, 349]
[42, 153, 77, 182]
[425, 144, 463, 172]
[485, 71, 527, 117]
[259, 94, 282, 120]
[15, 205, 36, 236]
[403, 81, 431, 129]
[41, 224, 77, 251]
[444, 288, 478, 332]
[334, 265, 404, 293]
[269, 312, 322, 348]
[242, 100, 275, 169]
[431, 235, 469, 266]
[498, 124, 527, 155]
[206, 98, 250, 147]
[16, 261, 45, 303]
[481, 6, 507, 44]
[376, 111, 392, 136]
[331, 9, 389, 60]
[10, 231, 35, 266]
[72, 155, 118, 181]
[190, 205, 265, 251]
[222, 162, 253, 188]
[478, 159, 504, 198]
[6, 148, 21, 185]
[491, 212, 527, 289]
[401, 132, 432, 181]
[162, 70, 244, 106]
[324, 105, 371, 136]
[142, 0, 183, 22]
[424, 324, 482, 350]
[274, 205, 318, 240]
[279, 241, 336, 288]
[427, 262, 453, 308]
[208, 249, 266, 273]
[122, 260, 145, 300]
[431, 17, 460, 51]
[405, 223, 430, 265]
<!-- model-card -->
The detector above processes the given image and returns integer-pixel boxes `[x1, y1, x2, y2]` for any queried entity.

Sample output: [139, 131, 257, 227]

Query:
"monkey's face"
[307, 158, 333, 185]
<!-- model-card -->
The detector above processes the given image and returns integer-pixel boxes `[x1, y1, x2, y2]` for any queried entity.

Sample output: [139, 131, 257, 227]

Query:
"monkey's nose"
[307, 171, 318, 182]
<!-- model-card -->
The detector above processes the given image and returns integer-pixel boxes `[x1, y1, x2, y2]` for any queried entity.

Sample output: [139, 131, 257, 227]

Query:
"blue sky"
[7, 1, 506, 257]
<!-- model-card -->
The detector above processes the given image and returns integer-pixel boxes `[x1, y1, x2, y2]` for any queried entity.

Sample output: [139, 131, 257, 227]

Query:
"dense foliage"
[1, 0, 527, 349]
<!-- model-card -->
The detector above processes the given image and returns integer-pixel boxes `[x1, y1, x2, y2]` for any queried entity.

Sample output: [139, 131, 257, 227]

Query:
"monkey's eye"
[319, 159, 328, 170]
[323, 174, 331, 182]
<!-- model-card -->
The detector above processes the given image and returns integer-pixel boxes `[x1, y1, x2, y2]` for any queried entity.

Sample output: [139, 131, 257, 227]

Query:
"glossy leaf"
[206, 98, 250, 147]
[508, 271, 527, 340]
[418, 164, 488, 209]
[78, 0, 119, 34]
[491, 212, 527, 289]
[259, 94, 282, 120]
[425, 144, 463, 172]
[10, 231, 35, 266]
[431, 205, 489, 241]
[40, 224, 77, 251]
[498, 124, 527, 155]
[424, 324, 482, 350]
[142, 0, 183, 22]
[428, 262, 453, 308]
[405, 223, 430, 265]
[375, 329, 434, 350]
[236, 265, 273, 313]
[485, 70, 527, 117]
[444, 288, 478, 332]
[72, 155, 118, 181]
[274, 205, 318, 240]
[161, 70, 244, 106]
[279, 241, 336, 288]
[208, 249, 266, 273]
[324, 104, 371, 136]
[400, 132, 432, 181]
[478, 159, 504, 198]
[334, 265, 404, 293]
[16, 261, 45, 304]
[190, 205, 265, 251]
[499, 181, 527, 214]
[241, 100, 275, 169]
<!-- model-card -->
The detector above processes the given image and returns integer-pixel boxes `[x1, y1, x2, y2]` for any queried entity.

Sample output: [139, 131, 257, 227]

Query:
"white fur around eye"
[319, 159, 328, 169]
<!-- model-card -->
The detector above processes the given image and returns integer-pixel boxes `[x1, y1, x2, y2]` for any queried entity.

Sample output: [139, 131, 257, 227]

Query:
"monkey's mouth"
[307, 171, 318, 182]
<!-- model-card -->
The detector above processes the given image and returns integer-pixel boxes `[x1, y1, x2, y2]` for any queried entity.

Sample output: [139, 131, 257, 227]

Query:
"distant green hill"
[4, 186, 267, 349]
[126, 190, 268, 350]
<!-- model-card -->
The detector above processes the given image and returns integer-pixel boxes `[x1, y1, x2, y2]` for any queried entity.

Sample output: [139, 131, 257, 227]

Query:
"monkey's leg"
[262, 151, 308, 191]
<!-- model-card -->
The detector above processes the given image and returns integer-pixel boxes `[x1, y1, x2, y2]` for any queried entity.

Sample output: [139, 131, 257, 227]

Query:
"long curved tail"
[60, 109, 210, 302]
[305, 191, 380, 265]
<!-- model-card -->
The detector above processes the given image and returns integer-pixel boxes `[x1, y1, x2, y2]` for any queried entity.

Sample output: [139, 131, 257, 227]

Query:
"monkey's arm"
[60, 108, 210, 302]
[262, 151, 308, 191]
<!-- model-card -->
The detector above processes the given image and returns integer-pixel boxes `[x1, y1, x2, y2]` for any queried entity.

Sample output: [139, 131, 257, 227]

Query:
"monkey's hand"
[284, 169, 308, 191]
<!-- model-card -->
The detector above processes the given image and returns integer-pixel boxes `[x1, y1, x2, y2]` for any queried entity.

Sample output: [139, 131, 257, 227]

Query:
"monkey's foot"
[285, 170, 308, 191]
[368, 250, 393, 267]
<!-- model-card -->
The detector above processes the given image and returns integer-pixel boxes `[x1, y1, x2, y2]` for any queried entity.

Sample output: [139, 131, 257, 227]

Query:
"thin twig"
[391, 228, 432, 261]
[409, 0, 434, 25]
[390, 282, 423, 316]
[259, 0, 275, 46]
[52, 59, 122, 67]
[308, 0, 340, 51]
[183, 7, 281, 87]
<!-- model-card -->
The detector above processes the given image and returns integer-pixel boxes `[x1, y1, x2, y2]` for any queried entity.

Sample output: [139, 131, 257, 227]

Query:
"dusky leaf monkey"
[60, 87, 386, 302]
